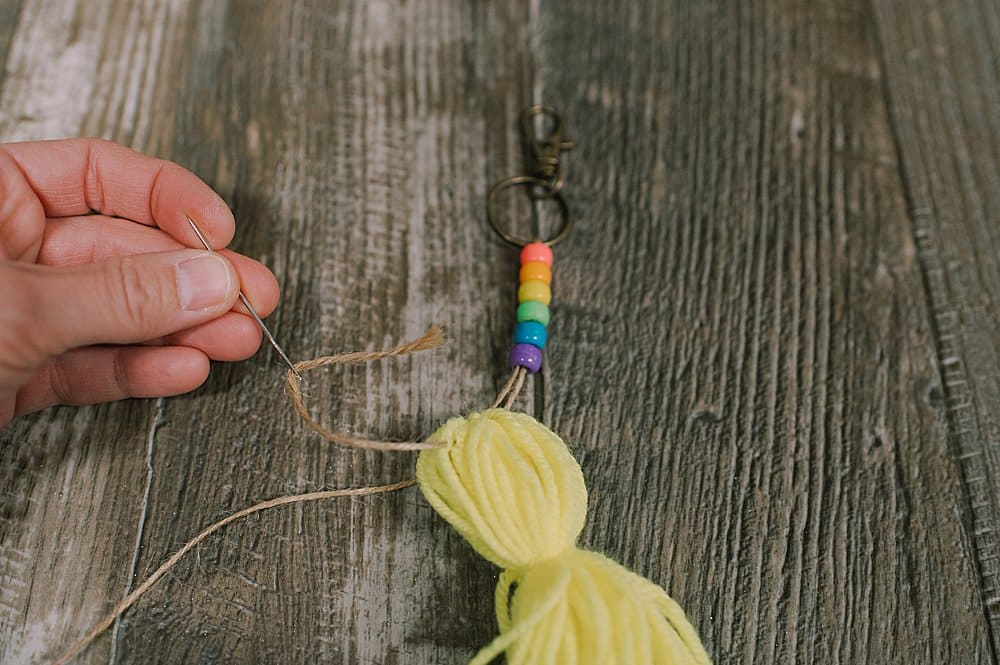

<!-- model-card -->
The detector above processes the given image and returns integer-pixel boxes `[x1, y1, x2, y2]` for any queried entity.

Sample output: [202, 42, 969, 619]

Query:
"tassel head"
[417, 409, 587, 570]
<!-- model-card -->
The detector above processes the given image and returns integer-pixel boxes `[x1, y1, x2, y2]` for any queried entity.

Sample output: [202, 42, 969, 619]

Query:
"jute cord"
[286, 326, 446, 451]
[53, 326, 536, 664]
[491, 365, 527, 409]
[52, 480, 415, 665]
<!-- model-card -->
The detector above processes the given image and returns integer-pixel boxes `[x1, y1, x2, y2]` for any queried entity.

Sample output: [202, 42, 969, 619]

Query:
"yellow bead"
[518, 280, 551, 305]
[519, 261, 552, 285]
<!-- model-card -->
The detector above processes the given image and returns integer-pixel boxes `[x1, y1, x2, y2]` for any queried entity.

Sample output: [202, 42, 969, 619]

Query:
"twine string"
[503, 367, 527, 410]
[491, 366, 528, 410]
[52, 481, 416, 665]
[53, 326, 538, 664]
[286, 326, 446, 451]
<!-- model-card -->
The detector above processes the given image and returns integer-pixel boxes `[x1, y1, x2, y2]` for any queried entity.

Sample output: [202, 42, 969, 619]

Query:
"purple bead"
[508, 343, 543, 373]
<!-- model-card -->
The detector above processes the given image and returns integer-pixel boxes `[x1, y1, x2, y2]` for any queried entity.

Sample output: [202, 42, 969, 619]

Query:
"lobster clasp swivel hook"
[486, 106, 575, 248]
[519, 106, 575, 193]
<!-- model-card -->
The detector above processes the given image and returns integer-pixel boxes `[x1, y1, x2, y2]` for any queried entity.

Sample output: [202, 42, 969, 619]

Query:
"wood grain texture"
[534, 1, 991, 662]
[0, 0, 997, 663]
[872, 0, 1000, 658]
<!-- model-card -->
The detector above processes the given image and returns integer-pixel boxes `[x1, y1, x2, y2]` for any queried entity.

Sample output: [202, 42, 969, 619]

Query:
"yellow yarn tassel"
[416, 409, 712, 665]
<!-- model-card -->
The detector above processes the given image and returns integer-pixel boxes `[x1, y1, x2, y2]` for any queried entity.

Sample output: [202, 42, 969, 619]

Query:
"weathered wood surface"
[0, 0, 998, 663]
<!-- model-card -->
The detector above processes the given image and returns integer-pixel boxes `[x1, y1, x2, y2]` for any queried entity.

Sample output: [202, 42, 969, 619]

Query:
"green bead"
[517, 301, 550, 326]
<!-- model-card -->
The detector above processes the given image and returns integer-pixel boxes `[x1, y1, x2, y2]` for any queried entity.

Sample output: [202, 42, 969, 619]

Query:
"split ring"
[486, 176, 573, 247]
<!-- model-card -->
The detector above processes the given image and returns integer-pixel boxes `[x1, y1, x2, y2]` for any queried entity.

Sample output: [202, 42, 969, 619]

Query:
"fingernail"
[177, 254, 233, 311]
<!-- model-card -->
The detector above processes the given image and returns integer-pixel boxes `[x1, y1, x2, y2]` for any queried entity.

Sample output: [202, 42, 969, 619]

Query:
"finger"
[0, 148, 45, 262]
[1, 138, 234, 249]
[38, 214, 280, 317]
[13, 346, 210, 418]
[160, 312, 264, 361]
[1, 250, 239, 374]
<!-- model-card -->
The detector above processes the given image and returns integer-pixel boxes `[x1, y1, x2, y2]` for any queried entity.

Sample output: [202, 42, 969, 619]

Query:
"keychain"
[54, 108, 712, 665]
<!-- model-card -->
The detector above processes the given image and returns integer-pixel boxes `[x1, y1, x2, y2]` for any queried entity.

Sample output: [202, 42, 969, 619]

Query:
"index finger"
[1, 138, 235, 249]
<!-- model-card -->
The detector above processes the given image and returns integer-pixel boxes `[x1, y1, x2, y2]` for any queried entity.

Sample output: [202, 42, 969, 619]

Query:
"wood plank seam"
[108, 397, 166, 664]
[868, 1, 1000, 661]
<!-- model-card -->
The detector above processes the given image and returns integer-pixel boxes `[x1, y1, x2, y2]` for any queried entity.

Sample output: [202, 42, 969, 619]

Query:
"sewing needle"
[185, 217, 301, 379]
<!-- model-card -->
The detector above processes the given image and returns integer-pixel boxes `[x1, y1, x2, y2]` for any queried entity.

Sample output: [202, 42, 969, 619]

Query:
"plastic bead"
[517, 301, 550, 326]
[519, 261, 552, 285]
[514, 321, 547, 348]
[508, 343, 543, 373]
[520, 242, 553, 267]
[518, 280, 551, 305]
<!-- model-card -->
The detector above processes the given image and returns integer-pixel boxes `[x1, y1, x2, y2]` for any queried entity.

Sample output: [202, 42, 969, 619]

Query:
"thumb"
[6, 249, 240, 362]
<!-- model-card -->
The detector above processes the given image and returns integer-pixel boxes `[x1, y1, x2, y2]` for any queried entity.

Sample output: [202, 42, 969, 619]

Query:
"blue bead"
[508, 343, 543, 373]
[514, 321, 547, 349]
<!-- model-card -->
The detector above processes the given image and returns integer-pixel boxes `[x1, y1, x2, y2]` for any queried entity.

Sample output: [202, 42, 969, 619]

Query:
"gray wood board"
[0, 0, 996, 663]
[873, 0, 1000, 656]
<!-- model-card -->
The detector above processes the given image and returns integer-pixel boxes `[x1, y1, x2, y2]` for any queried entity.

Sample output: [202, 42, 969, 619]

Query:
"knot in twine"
[417, 409, 711, 665]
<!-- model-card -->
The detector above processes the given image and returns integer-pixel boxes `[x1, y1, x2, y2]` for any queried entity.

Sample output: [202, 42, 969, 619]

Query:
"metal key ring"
[486, 175, 573, 247]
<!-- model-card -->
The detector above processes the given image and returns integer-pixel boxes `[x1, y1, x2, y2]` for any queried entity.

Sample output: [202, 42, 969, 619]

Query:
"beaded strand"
[508, 241, 553, 373]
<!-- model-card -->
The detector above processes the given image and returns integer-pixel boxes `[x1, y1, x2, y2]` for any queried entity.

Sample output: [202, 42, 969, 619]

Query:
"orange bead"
[519, 261, 552, 285]
[518, 280, 551, 305]
[520, 242, 553, 266]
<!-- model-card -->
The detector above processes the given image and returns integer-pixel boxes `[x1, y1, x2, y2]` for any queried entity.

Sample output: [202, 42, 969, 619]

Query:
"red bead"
[520, 242, 553, 266]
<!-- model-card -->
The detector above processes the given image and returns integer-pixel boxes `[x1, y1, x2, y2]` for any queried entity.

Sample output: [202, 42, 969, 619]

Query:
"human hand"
[0, 138, 280, 427]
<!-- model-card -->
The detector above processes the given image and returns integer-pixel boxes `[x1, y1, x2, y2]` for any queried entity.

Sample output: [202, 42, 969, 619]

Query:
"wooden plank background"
[1, 0, 998, 663]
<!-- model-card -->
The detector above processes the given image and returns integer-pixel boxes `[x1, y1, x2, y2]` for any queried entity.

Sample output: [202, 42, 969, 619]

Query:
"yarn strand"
[52, 480, 415, 665]
[469, 565, 572, 665]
